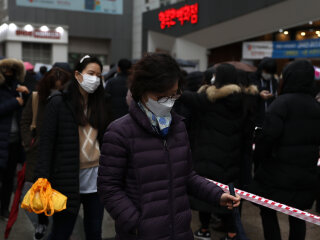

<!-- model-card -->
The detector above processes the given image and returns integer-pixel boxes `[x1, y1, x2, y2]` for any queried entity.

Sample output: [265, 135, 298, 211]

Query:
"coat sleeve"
[186, 145, 224, 206]
[20, 97, 33, 150]
[35, 97, 60, 180]
[0, 97, 20, 117]
[261, 98, 287, 144]
[256, 97, 288, 160]
[98, 126, 140, 233]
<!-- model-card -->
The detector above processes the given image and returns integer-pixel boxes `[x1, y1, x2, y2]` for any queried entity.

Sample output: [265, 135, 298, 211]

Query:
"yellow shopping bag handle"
[29, 178, 55, 216]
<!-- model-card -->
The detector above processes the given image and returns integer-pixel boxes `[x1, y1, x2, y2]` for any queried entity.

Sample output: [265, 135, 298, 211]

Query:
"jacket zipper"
[164, 139, 174, 238]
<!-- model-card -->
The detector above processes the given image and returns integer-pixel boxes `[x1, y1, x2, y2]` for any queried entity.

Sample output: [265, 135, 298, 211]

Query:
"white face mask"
[262, 72, 272, 81]
[146, 98, 175, 117]
[78, 73, 100, 93]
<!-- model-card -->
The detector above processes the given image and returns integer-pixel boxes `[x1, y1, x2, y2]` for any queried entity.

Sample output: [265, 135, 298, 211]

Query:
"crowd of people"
[0, 53, 319, 240]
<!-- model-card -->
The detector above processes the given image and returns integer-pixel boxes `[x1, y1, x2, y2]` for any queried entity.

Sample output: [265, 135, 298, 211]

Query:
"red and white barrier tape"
[208, 179, 320, 226]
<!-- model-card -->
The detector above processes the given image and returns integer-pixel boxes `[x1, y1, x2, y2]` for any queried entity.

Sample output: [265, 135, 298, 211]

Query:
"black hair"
[202, 67, 216, 85]
[38, 67, 71, 103]
[39, 66, 48, 75]
[259, 58, 277, 74]
[130, 53, 184, 102]
[214, 64, 238, 88]
[67, 56, 109, 133]
[118, 59, 132, 75]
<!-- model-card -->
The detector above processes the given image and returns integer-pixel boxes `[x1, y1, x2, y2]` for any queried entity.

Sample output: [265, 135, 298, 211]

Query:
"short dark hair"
[37, 67, 71, 103]
[214, 63, 238, 88]
[118, 59, 132, 74]
[259, 58, 277, 74]
[39, 66, 48, 75]
[130, 53, 183, 102]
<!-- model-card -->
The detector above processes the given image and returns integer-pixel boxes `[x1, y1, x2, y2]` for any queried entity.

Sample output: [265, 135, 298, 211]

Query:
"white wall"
[5, 41, 22, 59]
[148, 31, 207, 71]
[174, 38, 207, 71]
[52, 44, 68, 63]
[147, 30, 175, 53]
[132, 0, 160, 59]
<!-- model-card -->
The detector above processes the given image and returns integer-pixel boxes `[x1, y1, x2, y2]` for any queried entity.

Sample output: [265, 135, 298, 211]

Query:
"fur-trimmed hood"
[198, 84, 259, 102]
[242, 85, 259, 95]
[198, 84, 242, 102]
[0, 58, 26, 85]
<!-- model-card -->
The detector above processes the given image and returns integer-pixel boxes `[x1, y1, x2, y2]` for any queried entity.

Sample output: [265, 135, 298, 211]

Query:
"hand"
[16, 97, 24, 106]
[220, 193, 241, 210]
[16, 85, 29, 94]
[260, 90, 273, 100]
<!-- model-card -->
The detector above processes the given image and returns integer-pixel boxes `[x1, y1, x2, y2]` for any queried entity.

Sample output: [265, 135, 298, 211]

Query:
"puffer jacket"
[98, 101, 224, 240]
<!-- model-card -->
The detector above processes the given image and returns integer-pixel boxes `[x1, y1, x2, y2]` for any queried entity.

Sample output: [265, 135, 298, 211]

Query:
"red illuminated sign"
[158, 3, 198, 29]
[16, 29, 61, 39]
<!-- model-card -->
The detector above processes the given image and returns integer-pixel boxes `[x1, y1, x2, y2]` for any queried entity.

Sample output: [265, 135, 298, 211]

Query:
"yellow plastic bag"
[21, 178, 67, 216]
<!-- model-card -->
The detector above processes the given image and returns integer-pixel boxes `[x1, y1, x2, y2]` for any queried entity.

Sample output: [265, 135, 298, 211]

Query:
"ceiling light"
[55, 26, 64, 34]
[0, 23, 8, 32]
[40, 25, 49, 31]
[301, 32, 306, 36]
[24, 24, 33, 32]
[284, 31, 289, 35]
[8, 23, 17, 31]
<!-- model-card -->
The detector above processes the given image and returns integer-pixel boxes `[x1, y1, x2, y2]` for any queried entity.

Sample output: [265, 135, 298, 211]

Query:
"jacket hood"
[198, 84, 242, 102]
[214, 63, 238, 88]
[242, 85, 259, 95]
[282, 60, 314, 95]
[0, 58, 26, 85]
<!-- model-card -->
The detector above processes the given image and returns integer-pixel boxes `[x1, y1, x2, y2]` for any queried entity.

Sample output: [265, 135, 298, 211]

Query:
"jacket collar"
[198, 84, 242, 102]
[129, 101, 184, 137]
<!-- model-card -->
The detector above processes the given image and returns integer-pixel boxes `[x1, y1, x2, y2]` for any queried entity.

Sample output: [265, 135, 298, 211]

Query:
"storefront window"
[22, 42, 52, 65]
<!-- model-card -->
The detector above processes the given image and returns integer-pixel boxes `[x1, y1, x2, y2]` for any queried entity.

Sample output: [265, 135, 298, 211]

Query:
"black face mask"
[4, 74, 15, 83]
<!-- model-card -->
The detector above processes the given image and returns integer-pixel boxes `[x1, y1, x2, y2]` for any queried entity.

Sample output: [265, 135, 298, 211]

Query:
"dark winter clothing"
[178, 84, 247, 214]
[20, 95, 46, 182]
[0, 58, 26, 215]
[259, 206, 306, 240]
[48, 192, 104, 240]
[249, 58, 278, 126]
[97, 101, 224, 240]
[0, 58, 26, 168]
[250, 60, 320, 210]
[23, 71, 38, 93]
[105, 72, 129, 119]
[35, 90, 108, 214]
[180, 84, 244, 184]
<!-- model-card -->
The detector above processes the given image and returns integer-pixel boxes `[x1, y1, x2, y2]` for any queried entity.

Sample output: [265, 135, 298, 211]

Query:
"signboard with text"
[243, 39, 320, 59]
[16, 29, 61, 39]
[158, 3, 198, 30]
[16, 0, 123, 15]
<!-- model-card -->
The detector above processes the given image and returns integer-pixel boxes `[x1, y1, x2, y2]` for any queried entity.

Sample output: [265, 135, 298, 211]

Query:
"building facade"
[0, 0, 133, 67]
[140, 0, 320, 71]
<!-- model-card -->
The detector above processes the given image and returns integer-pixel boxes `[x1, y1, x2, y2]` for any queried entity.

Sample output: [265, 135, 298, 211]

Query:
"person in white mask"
[35, 55, 111, 240]
[97, 53, 240, 240]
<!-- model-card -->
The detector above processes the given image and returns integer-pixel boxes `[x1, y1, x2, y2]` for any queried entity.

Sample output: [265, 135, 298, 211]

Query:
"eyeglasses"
[156, 92, 181, 104]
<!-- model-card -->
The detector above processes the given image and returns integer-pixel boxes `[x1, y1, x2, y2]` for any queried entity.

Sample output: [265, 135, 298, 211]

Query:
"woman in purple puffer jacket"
[97, 53, 241, 240]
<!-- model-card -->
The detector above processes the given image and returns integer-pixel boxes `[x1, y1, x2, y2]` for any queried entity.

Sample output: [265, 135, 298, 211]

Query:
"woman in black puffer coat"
[179, 64, 252, 240]
[250, 60, 320, 240]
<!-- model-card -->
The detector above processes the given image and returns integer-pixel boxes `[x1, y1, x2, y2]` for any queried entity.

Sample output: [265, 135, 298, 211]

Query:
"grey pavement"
[1, 200, 320, 239]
